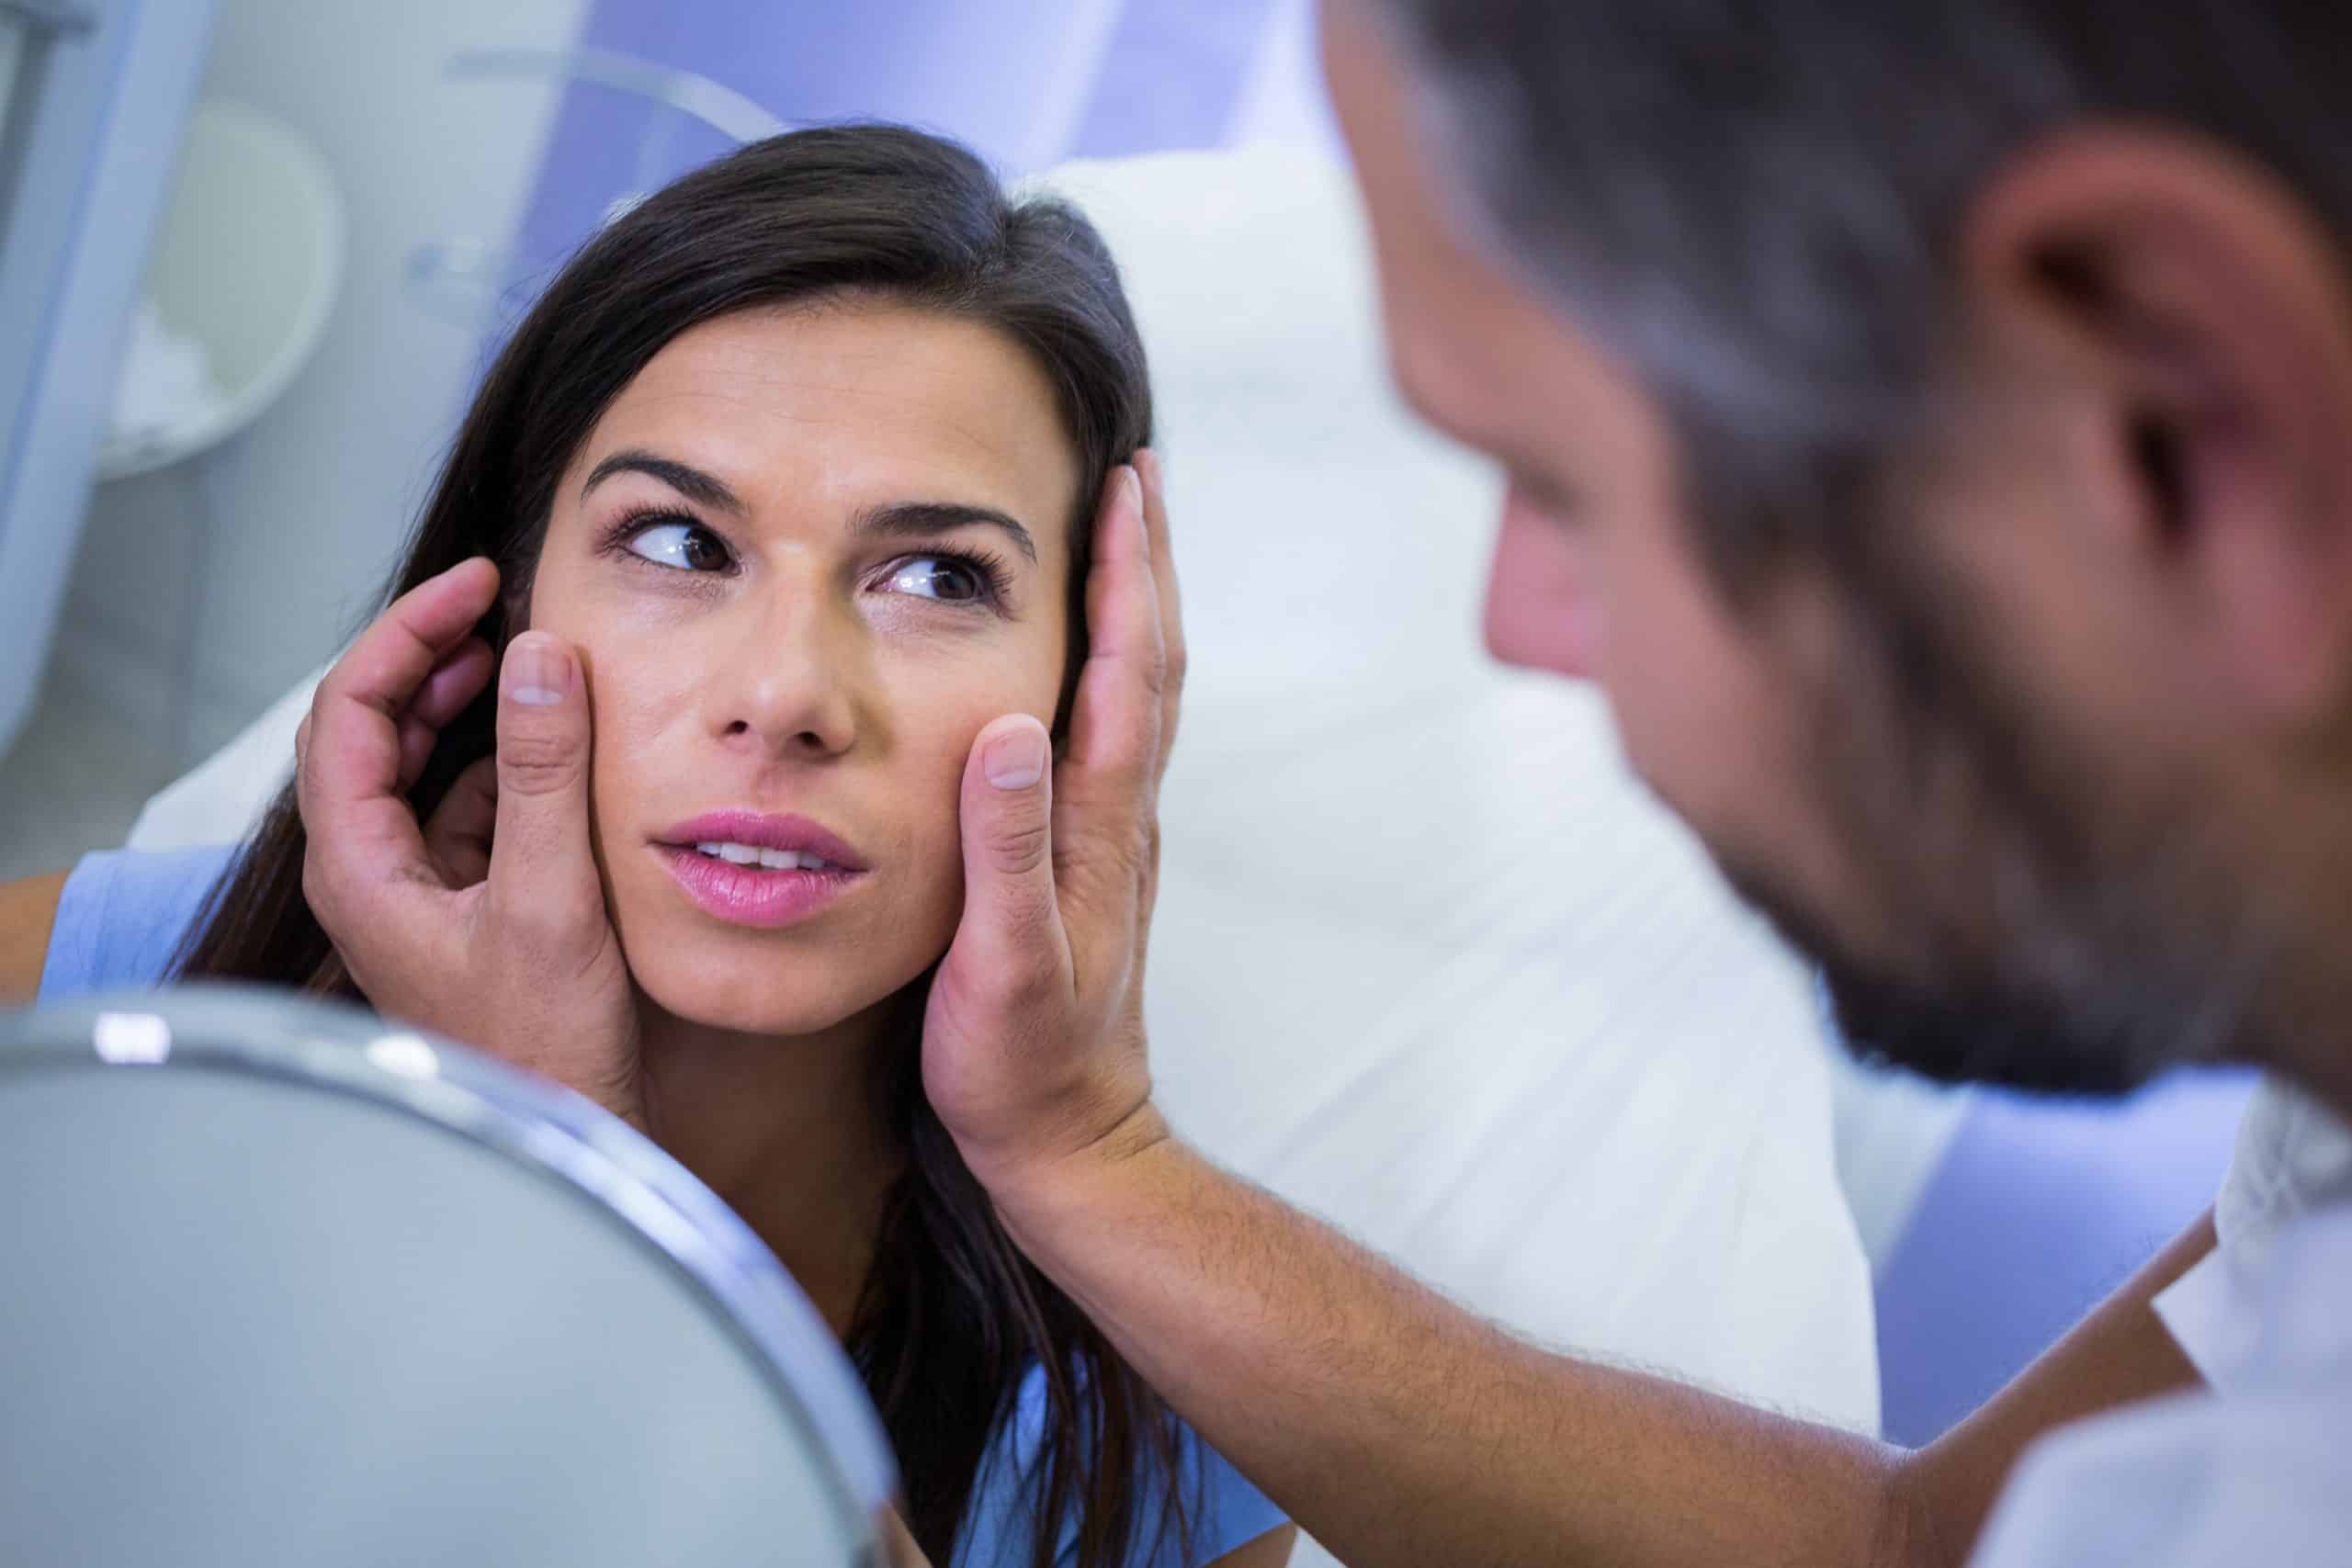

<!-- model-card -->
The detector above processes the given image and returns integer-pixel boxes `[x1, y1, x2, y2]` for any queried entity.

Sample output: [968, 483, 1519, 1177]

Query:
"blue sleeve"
[1144, 1416, 1287, 1566]
[953, 1364, 1287, 1567]
[36, 845, 242, 1002]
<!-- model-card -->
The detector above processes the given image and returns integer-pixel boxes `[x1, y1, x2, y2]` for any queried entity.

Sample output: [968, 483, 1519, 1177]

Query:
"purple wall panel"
[499, 0, 1274, 330]
[1067, 0, 1278, 156]
[1875, 1067, 2254, 1446]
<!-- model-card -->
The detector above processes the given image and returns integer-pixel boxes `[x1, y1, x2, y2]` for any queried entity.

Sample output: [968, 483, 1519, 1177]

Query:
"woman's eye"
[626, 521, 731, 573]
[884, 555, 987, 604]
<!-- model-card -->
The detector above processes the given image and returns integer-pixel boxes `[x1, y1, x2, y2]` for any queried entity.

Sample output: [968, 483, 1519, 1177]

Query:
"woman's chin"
[627, 950, 917, 1042]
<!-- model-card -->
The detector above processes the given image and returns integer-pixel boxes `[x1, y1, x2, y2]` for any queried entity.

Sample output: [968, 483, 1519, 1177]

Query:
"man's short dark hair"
[1378, 0, 2352, 586]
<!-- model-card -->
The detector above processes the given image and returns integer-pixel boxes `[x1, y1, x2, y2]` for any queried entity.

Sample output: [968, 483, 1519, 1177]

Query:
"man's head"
[1323, 0, 2352, 1100]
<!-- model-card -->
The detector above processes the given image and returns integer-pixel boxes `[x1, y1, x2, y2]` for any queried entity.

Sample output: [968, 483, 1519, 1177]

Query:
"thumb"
[951, 714, 1067, 987]
[486, 632, 605, 939]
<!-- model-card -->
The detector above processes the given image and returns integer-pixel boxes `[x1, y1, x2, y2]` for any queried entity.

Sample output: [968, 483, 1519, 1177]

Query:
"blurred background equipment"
[403, 47, 784, 333]
[95, 100, 341, 483]
[92, 97, 342, 761]
[0, 0, 220, 768]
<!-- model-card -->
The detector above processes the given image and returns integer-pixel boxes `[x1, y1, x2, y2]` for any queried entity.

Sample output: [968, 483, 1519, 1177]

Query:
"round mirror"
[0, 986, 894, 1567]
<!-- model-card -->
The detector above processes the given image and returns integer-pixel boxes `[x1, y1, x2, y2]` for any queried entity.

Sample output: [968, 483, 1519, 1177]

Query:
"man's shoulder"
[1973, 1207, 2352, 1567]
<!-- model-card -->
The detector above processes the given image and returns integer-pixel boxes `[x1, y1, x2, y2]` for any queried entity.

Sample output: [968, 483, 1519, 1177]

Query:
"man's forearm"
[996, 1129, 1903, 1568]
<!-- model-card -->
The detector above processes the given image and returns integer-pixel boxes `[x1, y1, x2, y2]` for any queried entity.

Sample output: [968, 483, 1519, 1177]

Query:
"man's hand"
[294, 558, 646, 1126]
[922, 451, 1183, 1198]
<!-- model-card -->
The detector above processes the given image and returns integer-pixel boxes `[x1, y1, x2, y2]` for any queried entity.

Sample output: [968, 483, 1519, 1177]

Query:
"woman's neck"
[632, 996, 905, 1339]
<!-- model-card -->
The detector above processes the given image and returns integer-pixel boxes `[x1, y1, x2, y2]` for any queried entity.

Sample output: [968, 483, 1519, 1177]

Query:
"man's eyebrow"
[581, 449, 747, 515]
[850, 500, 1038, 563]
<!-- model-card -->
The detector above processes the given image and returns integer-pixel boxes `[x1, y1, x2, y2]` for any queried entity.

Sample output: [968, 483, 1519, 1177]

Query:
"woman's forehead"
[575, 302, 1080, 546]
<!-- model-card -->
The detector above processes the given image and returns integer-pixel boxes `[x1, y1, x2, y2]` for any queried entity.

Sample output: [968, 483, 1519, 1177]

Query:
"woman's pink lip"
[658, 845, 862, 930]
[655, 810, 867, 872]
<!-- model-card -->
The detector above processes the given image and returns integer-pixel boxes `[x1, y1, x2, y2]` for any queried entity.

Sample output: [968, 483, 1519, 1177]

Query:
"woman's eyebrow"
[850, 501, 1038, 563]
[581, 449, 746, 514]
[582, 453, 1037, 563]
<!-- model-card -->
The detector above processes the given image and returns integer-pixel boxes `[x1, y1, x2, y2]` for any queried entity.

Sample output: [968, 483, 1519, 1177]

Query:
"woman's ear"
[1961, 125, 2352, 730]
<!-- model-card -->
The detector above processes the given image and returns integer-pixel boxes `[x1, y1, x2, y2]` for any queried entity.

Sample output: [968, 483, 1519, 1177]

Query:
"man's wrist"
[978, 1097, 1179, 1258]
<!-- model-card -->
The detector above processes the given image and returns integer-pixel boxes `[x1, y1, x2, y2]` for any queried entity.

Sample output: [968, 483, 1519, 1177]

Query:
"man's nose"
[1482, 491, 1600, 682]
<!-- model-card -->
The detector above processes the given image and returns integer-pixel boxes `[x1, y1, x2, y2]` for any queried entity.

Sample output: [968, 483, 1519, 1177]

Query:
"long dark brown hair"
[172, 125, 1193, 1567]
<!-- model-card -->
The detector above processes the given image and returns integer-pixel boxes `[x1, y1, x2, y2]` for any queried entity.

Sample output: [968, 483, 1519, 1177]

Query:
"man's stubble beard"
[1701, 548, 2273, 1097]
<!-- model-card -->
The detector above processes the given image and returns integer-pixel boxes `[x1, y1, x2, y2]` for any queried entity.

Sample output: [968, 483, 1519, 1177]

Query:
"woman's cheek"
[571, 633, 695, 911]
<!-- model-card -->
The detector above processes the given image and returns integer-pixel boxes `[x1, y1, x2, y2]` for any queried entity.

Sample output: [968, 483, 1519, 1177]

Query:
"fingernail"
[1120, 464, 1143, 515]
[504, 633, 570, 706]
[984, 724, 1046, 790]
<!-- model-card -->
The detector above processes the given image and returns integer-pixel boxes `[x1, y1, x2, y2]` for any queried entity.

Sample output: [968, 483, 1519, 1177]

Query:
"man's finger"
[483, 632, 606, 961]
[1135, 449, 1186, 783]
[420, 755, 499, 887]
[398, 637, 497, 791]
[950, 714, 1069, 1005]
[313, 558, 501, 732]
[304, 558, 501, 878]
[1063, 465, 1165, 791]
[414, 636, 496, 728]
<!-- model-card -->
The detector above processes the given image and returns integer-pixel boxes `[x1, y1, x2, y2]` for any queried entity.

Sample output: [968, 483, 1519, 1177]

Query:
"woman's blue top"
[38, 845, 1285, 1567]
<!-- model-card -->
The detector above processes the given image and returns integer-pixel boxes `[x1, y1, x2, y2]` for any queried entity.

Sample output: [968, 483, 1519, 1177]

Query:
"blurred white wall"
[56, 0, 587, 760]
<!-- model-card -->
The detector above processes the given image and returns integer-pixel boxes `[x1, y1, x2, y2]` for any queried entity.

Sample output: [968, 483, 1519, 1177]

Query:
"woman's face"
[527, 300, 1080, 1036]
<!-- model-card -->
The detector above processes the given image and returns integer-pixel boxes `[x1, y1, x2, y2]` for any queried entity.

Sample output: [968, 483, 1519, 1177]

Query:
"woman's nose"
[710, 596, 861, 761]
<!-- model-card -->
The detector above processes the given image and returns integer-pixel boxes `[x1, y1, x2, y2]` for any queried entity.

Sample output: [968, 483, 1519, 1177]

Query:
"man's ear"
[1961, 125, 2352, 730]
